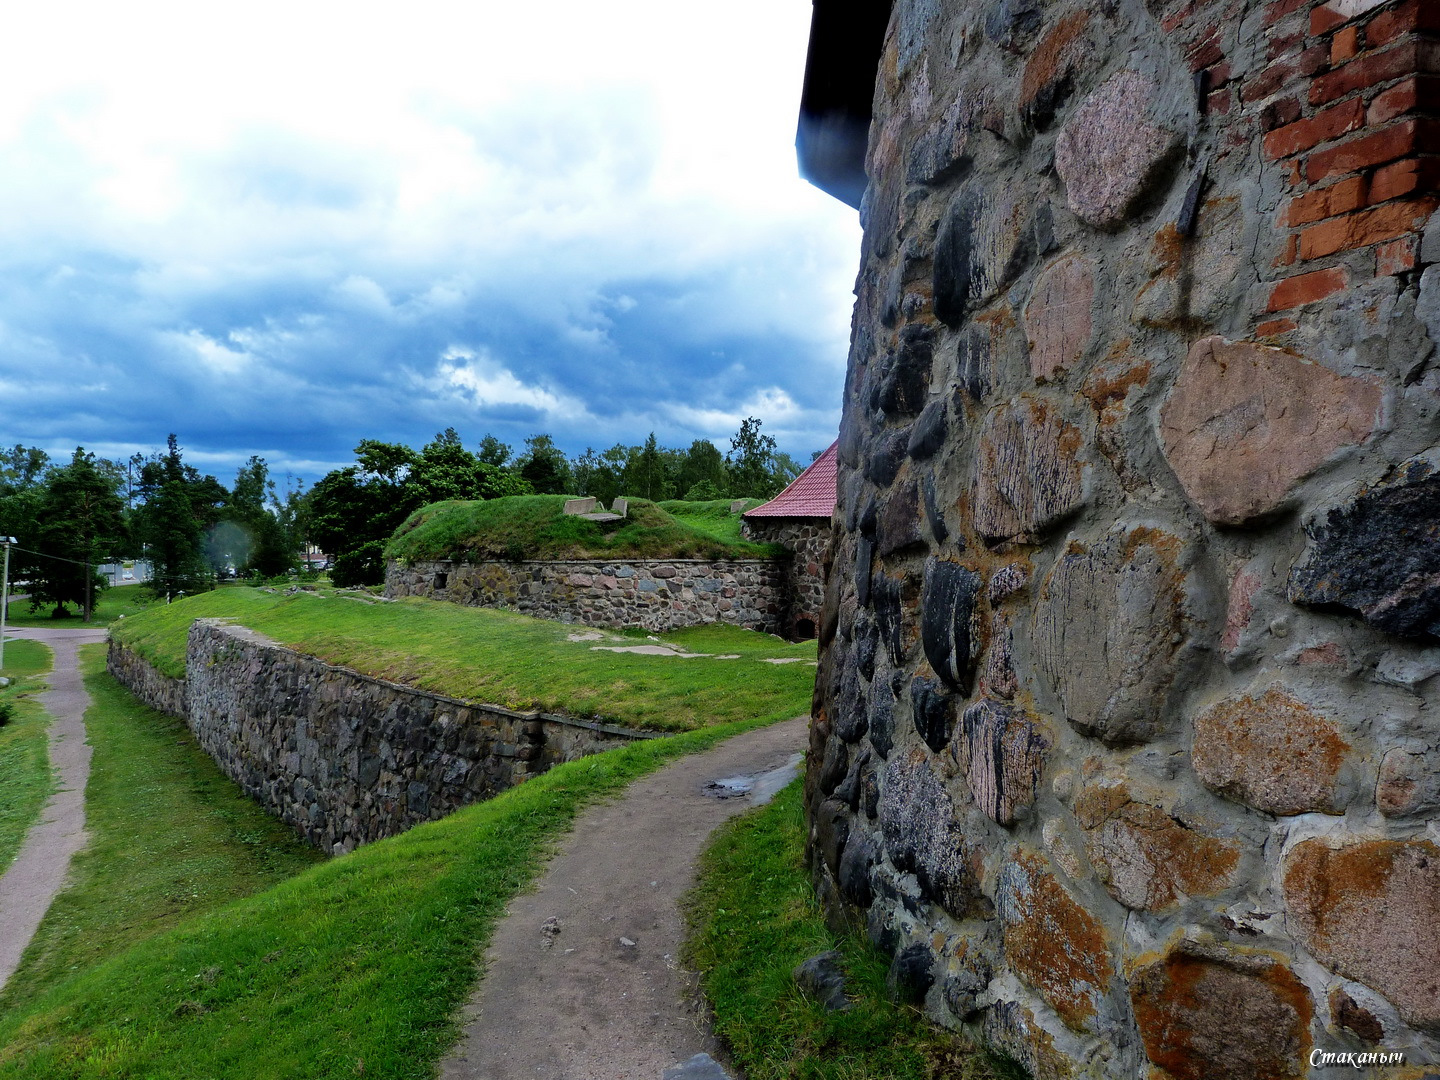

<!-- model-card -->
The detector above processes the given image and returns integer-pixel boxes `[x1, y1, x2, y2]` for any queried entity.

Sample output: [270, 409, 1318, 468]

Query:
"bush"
[0, 701, 12, 728]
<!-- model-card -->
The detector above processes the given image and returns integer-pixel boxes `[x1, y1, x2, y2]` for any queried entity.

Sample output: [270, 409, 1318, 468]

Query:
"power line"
[9, 544, 102, 568]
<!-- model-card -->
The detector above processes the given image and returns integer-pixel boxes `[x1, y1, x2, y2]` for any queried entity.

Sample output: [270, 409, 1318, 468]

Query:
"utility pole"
[1, 537, 15, 672]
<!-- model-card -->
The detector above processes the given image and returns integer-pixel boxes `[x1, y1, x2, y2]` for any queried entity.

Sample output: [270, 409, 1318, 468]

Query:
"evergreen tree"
[517, 434, 572, 495]
[677, 439, 727, 499]
[138, 435, 214, 598]
[30, 449, 128, 619]
[725, 417, 782, 499]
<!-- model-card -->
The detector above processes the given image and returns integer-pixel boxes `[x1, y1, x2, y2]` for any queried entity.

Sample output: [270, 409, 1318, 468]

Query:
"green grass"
[658, 498, 763, 546]
[0, 679, 793, 1079]
[110, 587, 817, 732]
[386, 494, 783, 563]
[5, 583, 160, 628]
[685, 780, 1026, 1080]
[0, 639, 55, 870]
[0, 646, 325, 1006]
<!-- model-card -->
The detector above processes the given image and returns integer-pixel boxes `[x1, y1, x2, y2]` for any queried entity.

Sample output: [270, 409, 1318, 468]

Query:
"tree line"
[0, 418, 808, 614]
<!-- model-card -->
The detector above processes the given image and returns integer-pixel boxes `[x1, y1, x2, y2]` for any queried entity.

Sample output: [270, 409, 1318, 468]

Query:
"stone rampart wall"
[809, 0, 1440, 1077]
[107, 621, 652, 853]
[741, 518, 831, 638]
[385, 557, 790, 636]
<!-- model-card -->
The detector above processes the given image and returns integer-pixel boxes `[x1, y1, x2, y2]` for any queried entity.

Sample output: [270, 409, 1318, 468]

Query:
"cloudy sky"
[0, 1, 862, 488]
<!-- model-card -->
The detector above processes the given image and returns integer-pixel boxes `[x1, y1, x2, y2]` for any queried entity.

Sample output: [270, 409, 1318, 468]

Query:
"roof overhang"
[796, 0, 894, 209]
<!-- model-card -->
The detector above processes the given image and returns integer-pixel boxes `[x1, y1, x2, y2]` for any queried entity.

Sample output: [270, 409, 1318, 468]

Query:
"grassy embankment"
[0, 639, 55, 869]
[0, 645, 802, 1079]
[687, 781, 1027, 1080]
[110, 586, 816, 732]
[387, 493, 780, 563]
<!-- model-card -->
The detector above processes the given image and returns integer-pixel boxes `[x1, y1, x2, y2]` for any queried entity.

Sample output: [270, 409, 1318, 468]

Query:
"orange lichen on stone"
[1192, 686, 1351, 815]
[1076, 784, 1243, 910]
[999, 851, 1114, 1031]
[1019, 12, 1091, 111]
[1131, 946, 1313, 1080]
[1283, 837, 1440, 1031]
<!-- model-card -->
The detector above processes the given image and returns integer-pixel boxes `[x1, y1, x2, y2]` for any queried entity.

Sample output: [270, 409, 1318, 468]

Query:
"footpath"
[440, 715, 807, 1080]
[0, 626, 105, 990]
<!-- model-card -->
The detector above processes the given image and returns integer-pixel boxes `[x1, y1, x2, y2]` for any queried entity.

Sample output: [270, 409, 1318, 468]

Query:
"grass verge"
[110, 587, 817, 732]
[0, 683, 798, 1079]
[684, 779, 1026, 1080]
[0, 639, 55, 870]
[658, 498, 763, 546]
[0, 645, 324, 1006]
[386, 494, 783, 563]
[4, 583, 159, 629]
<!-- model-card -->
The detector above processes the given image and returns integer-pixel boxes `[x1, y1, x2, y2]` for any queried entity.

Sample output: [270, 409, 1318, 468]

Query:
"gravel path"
[0, 627, 106, 990]
[440, 715, 808, 1080]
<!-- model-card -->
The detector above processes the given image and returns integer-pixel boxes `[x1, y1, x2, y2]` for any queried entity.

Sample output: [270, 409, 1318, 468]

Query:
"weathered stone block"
[1287, 457, 1440, 639]
[1074, 785, 1241, 910]
[1377, 746, 1440, 817]
[909, 676, 955, 754]
[1024, 254, 1094, 382]
[920, 557, 982, 692]
[1055, 70, 1181, 229]
[1192, 685, 1350, 815]
[879, 749, 985, 918]
[868, 674, 896, 759]
[1283, 837, 1440, 1031]
[973, 396, 1087, 545]
[996, 851, 1113, 1032]
[1159, 336, 1383, 526]
[876, 482, 922, 556]
[1130, 945, 1313, 1080]
[1033, 525, 1199, 744]
[934, 183, 1032, 328]
[952, 698, 1048, 826]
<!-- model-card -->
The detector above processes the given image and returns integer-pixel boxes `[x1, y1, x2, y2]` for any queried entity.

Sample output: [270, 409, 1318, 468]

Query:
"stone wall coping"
[397, 556, 786, 568]
[191, 619, 663, 741]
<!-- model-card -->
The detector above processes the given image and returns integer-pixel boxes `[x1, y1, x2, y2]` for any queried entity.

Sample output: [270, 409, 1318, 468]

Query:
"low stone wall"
[385, 557, 790, 635]
[106, 640, 188, 718]
[107, 620, 654, 853]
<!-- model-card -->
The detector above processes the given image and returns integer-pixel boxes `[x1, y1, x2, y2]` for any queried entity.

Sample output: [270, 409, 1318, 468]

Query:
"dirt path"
[440, 715, 808, 1080]
[0, 627, 106, 990]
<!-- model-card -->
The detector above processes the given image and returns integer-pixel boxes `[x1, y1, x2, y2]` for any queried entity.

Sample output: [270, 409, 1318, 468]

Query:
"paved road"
[440, 715, 807, 1080]
[0, 626, 106, 990]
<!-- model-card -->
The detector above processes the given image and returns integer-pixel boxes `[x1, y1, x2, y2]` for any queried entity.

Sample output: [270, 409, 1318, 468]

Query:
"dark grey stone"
[943, 952, 994, 1019]
[834, 660, 869, 744]
[878, 326, 935, 418]
[921, 557, 982, 692]
[877, 482, 923, 556]
[855, 537, 874, 607]
[934, 184, 1032, 329]
[922, 472, 951, 543]
[794, 950, 852, 1012]
[864, 431, 908, 488]
[983, 0, 1043, 52]
[838, 828, 876, 908]
[956, 326, 991, 403]
[854, 612, 877, 680]
[908, 400, 947, 460]
[910, 676, 956, 753]
[888, 943, 936, 1003]
[862, 768, 880, 818]
[1288, 458, 1440, 640]
[868, 674, 896, 759]
[814, 797, 851, 876]
[872, 575, 906, 666]
[833, 748, 869, 810]
[818, 734, 849, 795]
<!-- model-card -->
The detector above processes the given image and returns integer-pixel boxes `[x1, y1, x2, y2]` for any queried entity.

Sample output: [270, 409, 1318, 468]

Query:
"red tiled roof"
[743, 440, 838, 519]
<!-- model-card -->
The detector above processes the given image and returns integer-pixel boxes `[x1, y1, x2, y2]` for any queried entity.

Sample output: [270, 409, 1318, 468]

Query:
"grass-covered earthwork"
[685, 780, 1027, 1080]
[0, 638, 55, 869]
[0, 667, 791, 1080]
[386, 494, 782, 564]
[109, 587, 816, 732]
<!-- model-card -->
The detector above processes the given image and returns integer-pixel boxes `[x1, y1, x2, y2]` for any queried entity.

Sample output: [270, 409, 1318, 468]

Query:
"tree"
[136, 435, 215, 598]
[29, 449, 127, 619]
[677, 439, 727, 500]
[726, 417, 782, 499]
[477, 435, 513, 469]
[516, 434, 572, 495]
[628, 433, 666, 500]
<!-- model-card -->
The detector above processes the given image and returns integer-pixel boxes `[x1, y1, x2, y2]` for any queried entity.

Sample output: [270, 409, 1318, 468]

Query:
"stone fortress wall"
[806, 0, 1440, 1076]
[108, 619, 651, 853]
[738, 518, 832, 637]
[385, 557, 792, 636]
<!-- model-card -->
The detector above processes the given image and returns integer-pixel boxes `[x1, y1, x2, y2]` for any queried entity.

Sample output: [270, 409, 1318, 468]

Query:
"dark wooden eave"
[796, 0, 894, 209]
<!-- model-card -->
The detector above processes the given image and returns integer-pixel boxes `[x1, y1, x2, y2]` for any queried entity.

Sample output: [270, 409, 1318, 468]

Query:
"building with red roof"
[742, 440, 837, 639]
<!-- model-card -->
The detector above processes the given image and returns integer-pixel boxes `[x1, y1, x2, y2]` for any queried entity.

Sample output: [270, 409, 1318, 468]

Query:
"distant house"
[742, 441, 837, 639]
